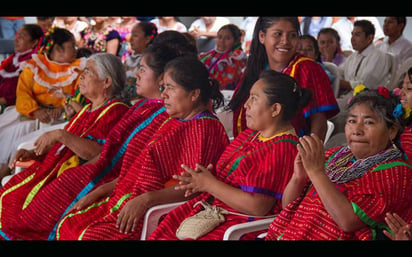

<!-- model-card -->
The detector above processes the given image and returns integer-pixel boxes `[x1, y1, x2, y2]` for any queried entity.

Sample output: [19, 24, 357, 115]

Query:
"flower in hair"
[377, 86, 390, 98]
[392, 88, 402, 98]
[353, 84, 367, 96]
[393, 103, 404, 118]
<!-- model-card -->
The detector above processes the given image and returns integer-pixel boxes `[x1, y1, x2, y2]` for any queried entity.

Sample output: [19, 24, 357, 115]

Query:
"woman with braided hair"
[265, 85, 412, 240]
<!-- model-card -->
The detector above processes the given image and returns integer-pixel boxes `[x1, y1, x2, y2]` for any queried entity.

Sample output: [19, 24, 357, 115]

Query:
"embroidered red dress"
[265, 146, 412, 240]
[232, 54, 340, 138]
[199, 45, 247, 91]
[55, 111, 229, 240]
[0, 99, 129, 240]
[147, 128, 298, 240]
[400, 126, 412, 163]
[0, 49, 36, 109]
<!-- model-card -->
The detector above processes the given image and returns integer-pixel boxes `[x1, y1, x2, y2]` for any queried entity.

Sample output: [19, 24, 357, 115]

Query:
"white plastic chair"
[1, 140, 36, 186]
[215, 90, 234, 141]
[391, 56, 412, 90]
[323, 61, 340, 98]
[385, 53, 399, 90]
[140, 201, 186, 240]
[324, 120, 335, 145]
[222, 217, 275, 240]
[140, 201, 276, 240]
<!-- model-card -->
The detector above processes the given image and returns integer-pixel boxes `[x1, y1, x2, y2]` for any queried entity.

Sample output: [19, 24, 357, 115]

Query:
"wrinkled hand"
[47, 107, 63, 121]
[173, 163, 215, 197]
[384, 213, 412, 240]
[116, 196, 146, 234]
[33, 130, 61, 156]
[9, 149, 36, 169]
[64, 102, 82, 119]
[297, 133, 325, 177]
[33, 108, 51, 123]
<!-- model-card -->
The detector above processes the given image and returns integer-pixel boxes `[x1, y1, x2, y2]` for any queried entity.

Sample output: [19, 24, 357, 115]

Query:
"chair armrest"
[223, 217, 276, 240]
[140, 201, 187, 240]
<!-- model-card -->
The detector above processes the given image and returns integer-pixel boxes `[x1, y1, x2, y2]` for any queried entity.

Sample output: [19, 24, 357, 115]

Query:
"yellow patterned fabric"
[15, 54, 86, 118]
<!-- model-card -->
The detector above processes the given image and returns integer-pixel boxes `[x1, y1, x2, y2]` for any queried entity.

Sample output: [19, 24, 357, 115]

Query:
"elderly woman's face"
[160, 70, 198, 119]
[79, 59, 107, 100]
[345, 103, 398, 159]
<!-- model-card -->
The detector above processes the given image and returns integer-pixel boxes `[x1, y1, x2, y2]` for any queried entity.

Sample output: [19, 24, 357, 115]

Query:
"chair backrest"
[322, 61, 340, 98]
[0, 39, 14, 54]
[324, 120, 335, 145]
[391, 56, 412, 89]
[196, 37, 216, 54]
[386, 53, 399, 90]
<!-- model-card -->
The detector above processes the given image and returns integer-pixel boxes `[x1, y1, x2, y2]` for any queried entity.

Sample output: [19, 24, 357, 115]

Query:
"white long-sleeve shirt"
[339, 43, 393, 89]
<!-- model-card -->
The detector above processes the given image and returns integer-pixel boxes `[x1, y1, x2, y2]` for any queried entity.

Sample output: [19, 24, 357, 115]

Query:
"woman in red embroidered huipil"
[0, 53, 130, 240]
[265, 87, 412, 240]
[0, 24, 43, 113]
[396, 69, 412, 162]
[230, 17, 339, 139]
[148, 70, 312, 240]
[199, 24, 247, 91]
[55, 56, 229, 240]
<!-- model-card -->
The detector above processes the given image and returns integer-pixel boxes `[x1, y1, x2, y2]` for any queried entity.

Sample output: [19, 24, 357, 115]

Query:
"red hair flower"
[377, 87, 389, 98]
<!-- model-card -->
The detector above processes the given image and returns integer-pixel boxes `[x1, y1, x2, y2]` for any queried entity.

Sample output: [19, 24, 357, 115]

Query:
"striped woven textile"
[0, 99, 134, 240]
[148, 128, 299, 240]
[55, 110, 229, 240]
[265, 146, 412, 240]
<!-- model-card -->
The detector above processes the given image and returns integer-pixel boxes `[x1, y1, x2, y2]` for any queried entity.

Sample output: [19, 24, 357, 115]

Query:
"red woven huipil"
[265, 146, 412, 240]
[0, 99, 129, 240]
[55, 111, 229, 240]
[0, 49, 36, 107]
[400, 126, 412, 163]
[147, 129, 298, 240]
[232, 54, 340, 138]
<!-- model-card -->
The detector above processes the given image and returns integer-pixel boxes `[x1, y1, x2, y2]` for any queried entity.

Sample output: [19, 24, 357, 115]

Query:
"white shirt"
[332, 17, 385, 53]
[376, 35, 412, 71]
[188, 17, 230, 39]
[339, 43, 393, 89]
[150, 18, 187, 33]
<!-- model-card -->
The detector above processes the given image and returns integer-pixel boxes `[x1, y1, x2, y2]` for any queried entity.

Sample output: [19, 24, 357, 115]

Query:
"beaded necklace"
[325, 145, 402, 183]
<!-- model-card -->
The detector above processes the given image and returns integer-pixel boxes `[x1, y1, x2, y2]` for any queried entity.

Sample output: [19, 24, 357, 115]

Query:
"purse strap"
[194, 201, 278, 219]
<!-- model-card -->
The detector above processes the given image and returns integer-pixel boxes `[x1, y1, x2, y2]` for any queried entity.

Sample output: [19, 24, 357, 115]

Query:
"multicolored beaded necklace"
[325, 145, 402, 183]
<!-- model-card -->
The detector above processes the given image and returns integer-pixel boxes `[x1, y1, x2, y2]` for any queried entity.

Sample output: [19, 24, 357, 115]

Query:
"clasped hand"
[173, 163, 215, 197]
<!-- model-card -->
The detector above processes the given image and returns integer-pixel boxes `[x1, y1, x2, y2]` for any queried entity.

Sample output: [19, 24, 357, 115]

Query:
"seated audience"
[199, 24, 247, 91]
[55, 55, 229, 240]
[229, 17, 339, 140]
[188, 16, 230, 54]
[0, 28, 86, 181]
[148, 70, 312, 240]
[265, 86, 412, 240]
[0, 24, 43, 114]
[376, 17, 412, 74]
[0, 53, 130, 240]
[298, 34, 336, 84]
[124, 21, 157, 101]
[317, 27, 346, 66]
[78, 17, 121, 56]
[393, 67, 412, 161]
[0, 41, 197, 240]
[150, 17, 187, 34]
